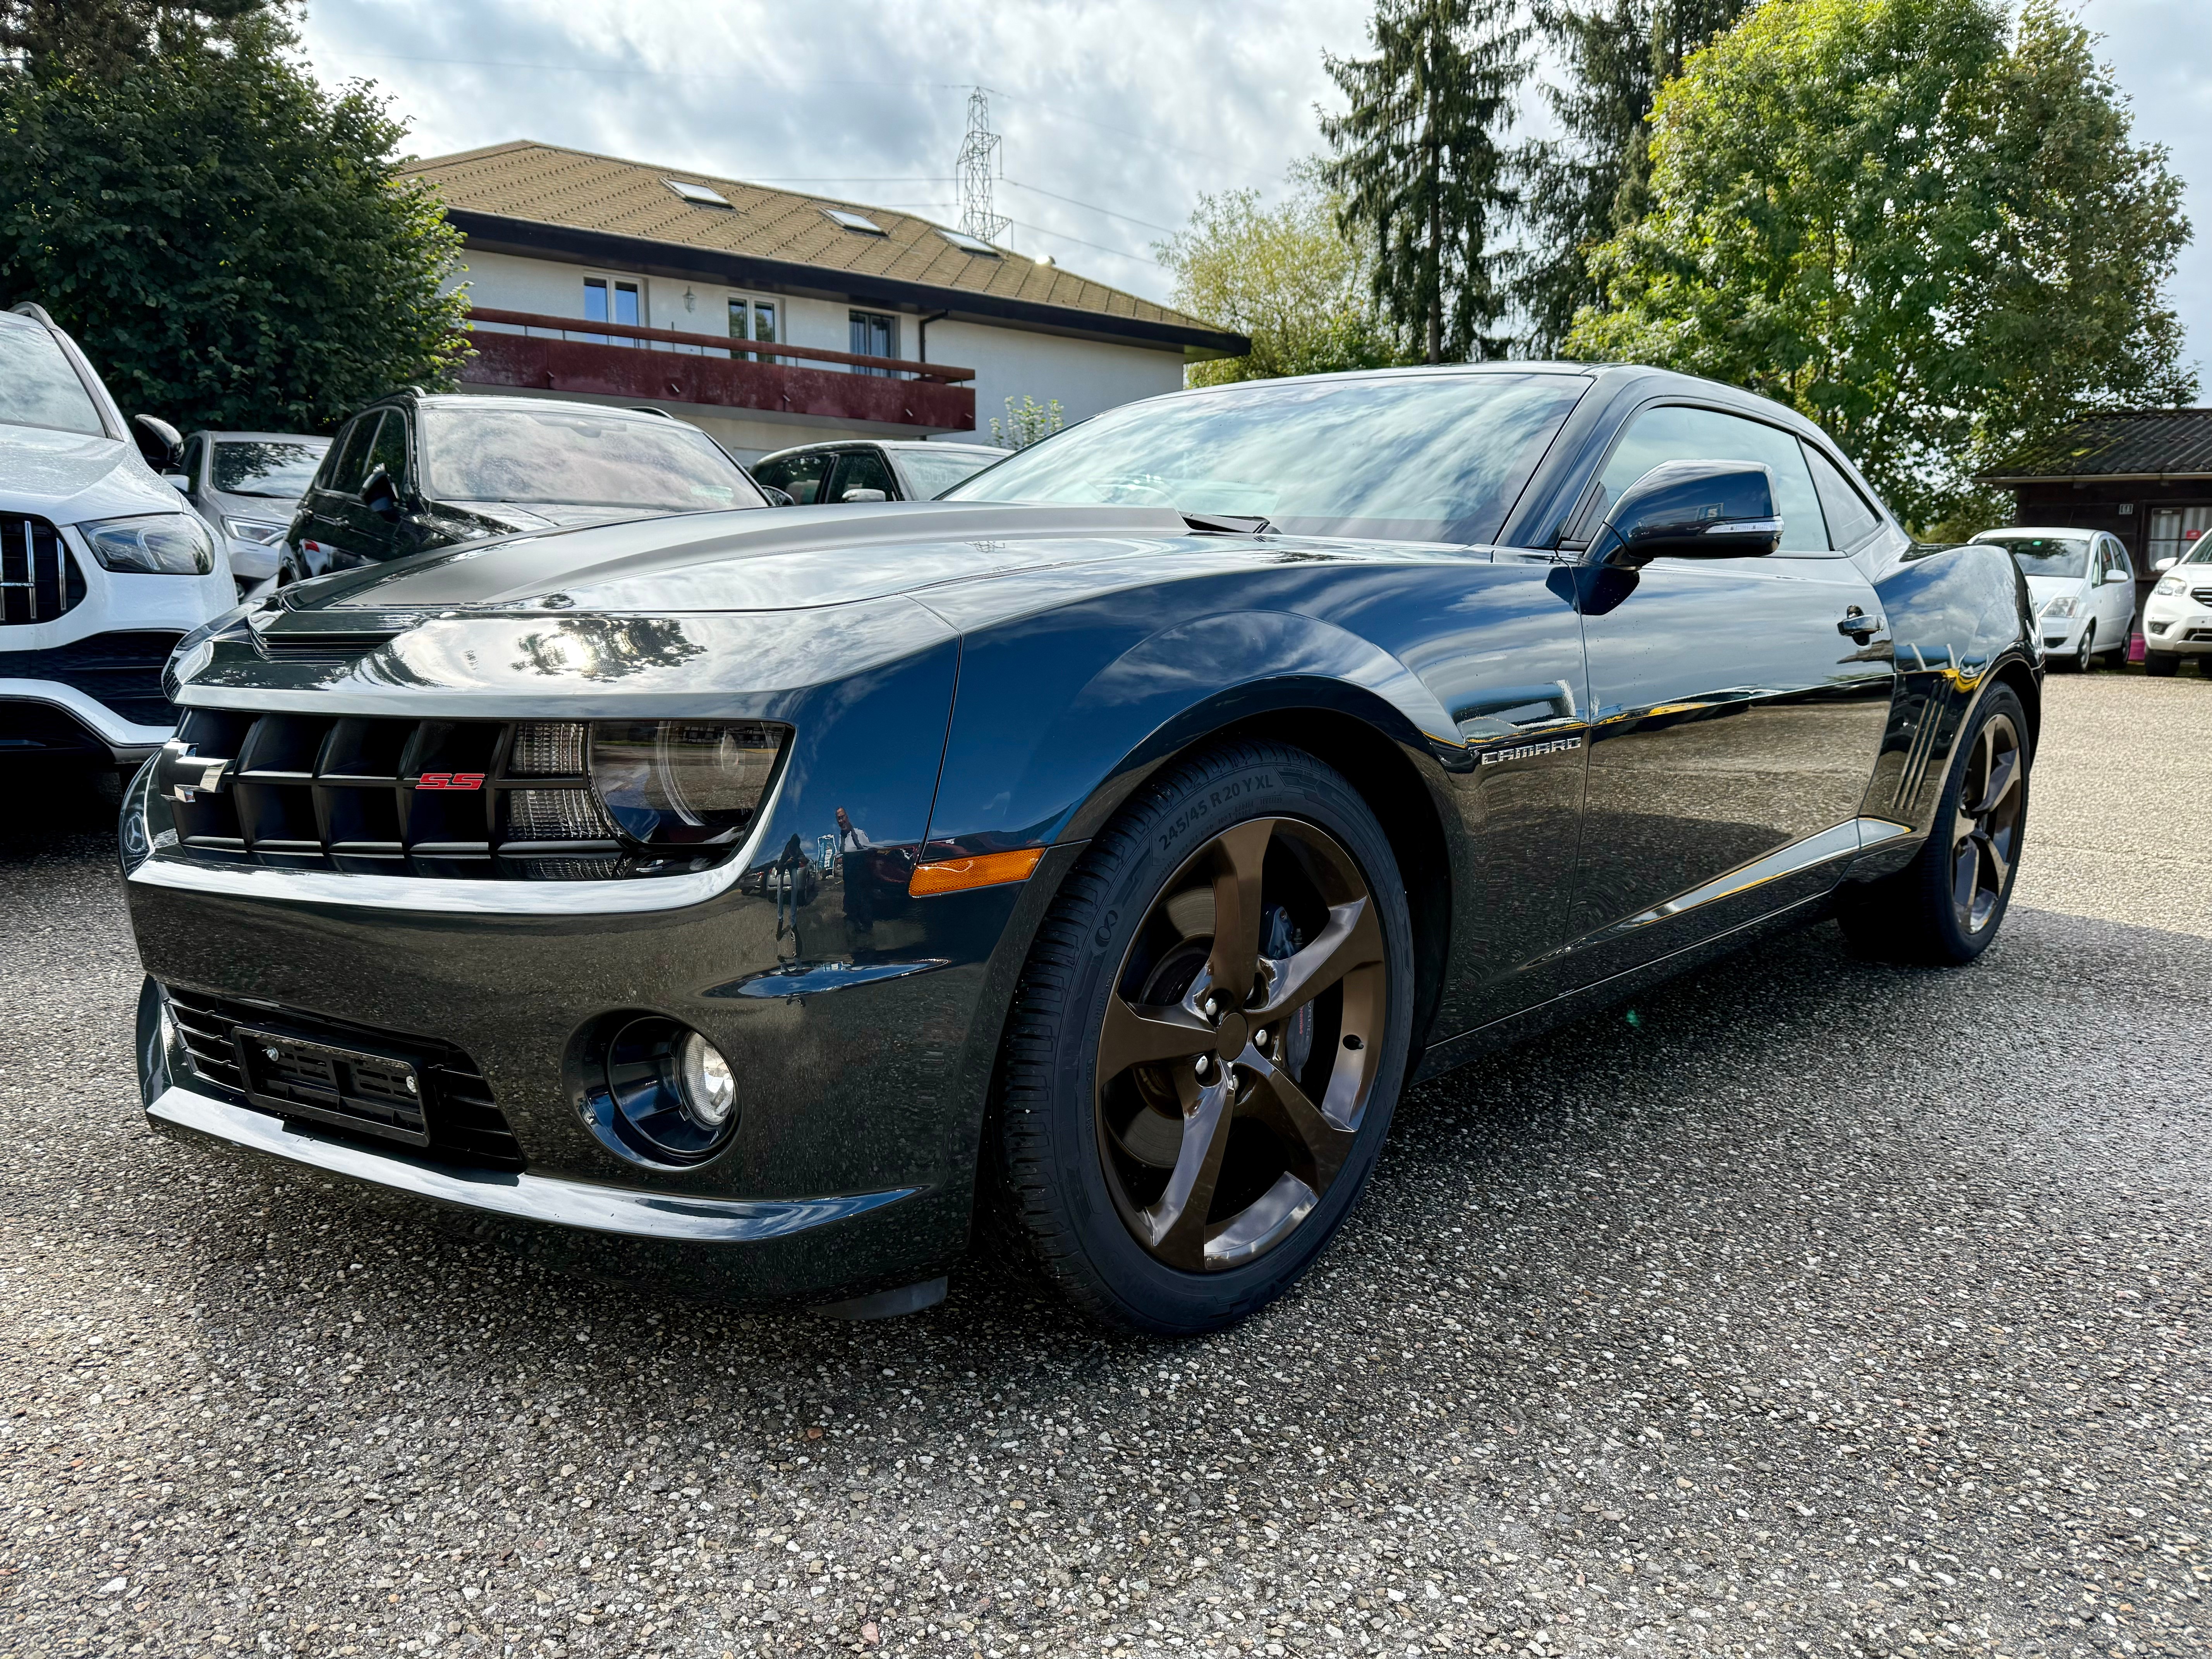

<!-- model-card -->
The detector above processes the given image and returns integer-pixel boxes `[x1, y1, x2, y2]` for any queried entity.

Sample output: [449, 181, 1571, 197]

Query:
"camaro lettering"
[1478, 735, 1585, 767]
[416, 772, 485, 791]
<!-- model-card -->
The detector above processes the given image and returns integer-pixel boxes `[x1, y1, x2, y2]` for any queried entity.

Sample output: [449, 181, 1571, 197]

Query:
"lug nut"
[1254, 1028, 1271, 1053]
[1202, 994, 1219, 1020]
[1194, 1054, 1211, 1079]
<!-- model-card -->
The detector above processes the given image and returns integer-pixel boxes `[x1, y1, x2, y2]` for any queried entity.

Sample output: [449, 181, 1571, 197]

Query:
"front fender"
[922, 606, 1464, 856]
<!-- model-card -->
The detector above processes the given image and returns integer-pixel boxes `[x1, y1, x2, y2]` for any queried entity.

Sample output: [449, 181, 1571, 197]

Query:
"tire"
[2071, 624, 2094, 672]
[994, 740, 1416, 1335]
[1837, 684, 2029, 966]
[2145, 650, 2179, 678]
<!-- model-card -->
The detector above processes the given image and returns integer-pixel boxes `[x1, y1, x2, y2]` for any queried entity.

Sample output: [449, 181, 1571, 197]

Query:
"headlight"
[80, 512, 216, 575]
[2154, 574, 2184, 596]
[221, 516, 288, 546]
[2040, 593, 2081, 618]
[587, 720, 785, 847]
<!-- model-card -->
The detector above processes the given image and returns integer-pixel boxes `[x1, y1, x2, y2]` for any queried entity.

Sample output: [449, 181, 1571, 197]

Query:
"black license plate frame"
[232, 1023, 433, 1147]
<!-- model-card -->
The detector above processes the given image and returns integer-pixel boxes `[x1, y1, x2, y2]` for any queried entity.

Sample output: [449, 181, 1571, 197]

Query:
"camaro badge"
[415, 772, 486, 791]
[1478, 733, 1586, 767]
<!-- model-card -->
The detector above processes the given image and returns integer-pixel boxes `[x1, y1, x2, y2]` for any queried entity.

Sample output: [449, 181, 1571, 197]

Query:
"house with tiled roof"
[1978, 409, 2212, 610]
[403, 141, 1247, 460]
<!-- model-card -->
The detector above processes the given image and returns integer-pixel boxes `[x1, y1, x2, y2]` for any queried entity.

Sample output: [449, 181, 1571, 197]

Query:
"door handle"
[1838, 607, 1882, 639]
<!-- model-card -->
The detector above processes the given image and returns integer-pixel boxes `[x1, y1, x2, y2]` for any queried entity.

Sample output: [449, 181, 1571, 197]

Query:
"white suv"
[2145, 539, 2212, 676]
[0, 302, 235, 771]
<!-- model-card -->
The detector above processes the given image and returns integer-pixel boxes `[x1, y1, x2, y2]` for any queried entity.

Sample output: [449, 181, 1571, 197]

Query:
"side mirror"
[840, 488, 889, 503]
[1592, 460, 1781, 566]
[361, 465, 403, 522]
[2154, 556, 2178, 572]
[162, 473, 191, 494]
[757, 483, 795, 507]
[132, 413, 184, 473]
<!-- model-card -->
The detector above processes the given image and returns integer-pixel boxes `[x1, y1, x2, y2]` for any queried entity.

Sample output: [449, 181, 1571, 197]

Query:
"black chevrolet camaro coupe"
[122, 364, 2039, 1333]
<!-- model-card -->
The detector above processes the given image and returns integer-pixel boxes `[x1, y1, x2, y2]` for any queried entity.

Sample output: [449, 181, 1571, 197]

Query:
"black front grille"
[164, 709, 630, 880]
[0, 630, 181, 725]
[0, 513, 85, 626]
[165, 985, 522, 1168]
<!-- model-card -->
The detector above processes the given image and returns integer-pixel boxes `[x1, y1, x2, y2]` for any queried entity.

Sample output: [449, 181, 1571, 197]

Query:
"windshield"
[213, 438, 328, 497]
[0, 316, 105, 438]
[421, 408, 760, 511]
[1985, 535, 2090, 579]
[897, 446, 1001, 499]
[2186, 538, 2212, 565]
[944, 372, 1588, 544]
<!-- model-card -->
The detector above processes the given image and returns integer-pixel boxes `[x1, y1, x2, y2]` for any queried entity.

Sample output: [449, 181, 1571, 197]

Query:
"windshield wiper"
[1182, 511, 1272, 537]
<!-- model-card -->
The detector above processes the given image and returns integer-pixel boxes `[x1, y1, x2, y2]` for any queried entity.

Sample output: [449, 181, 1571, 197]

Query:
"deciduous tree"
[0, 9, 468, 433]
[1154, 166, 1404, 385]
[1568, 0, 2193, 526]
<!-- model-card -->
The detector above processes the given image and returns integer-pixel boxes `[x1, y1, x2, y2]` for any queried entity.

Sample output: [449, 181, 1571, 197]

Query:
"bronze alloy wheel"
[1092, 815, 1387, 1273]
[1950, 708, 2024, 935]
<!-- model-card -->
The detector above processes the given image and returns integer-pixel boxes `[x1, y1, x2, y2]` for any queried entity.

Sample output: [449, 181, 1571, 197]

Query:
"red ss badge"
[416, 772, 485, 791]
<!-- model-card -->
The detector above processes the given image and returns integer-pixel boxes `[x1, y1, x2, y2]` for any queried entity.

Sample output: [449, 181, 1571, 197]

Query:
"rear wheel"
[994, 742, 1414, 1334]
[1838, 685, 2029, 965]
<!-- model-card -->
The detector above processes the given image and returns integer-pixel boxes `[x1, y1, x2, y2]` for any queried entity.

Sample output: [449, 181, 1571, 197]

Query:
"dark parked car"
[751, 438, 1004, 505]
[127, 364, 2040, 1333]
[281, 393, 766, 581]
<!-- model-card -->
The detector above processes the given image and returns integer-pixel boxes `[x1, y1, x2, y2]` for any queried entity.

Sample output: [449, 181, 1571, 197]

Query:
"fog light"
[675, 1030, 735, 1128]
[586, 1015, 741, 1166]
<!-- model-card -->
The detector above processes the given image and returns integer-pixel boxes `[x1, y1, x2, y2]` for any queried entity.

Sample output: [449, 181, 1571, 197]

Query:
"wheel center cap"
[1213, 1011, 1249, 1063]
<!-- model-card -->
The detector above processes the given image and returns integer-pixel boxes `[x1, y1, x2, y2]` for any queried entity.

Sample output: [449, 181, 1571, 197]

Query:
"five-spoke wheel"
[1948, 709, 2023, 936]
[1094, 816, 1386, 1273]
[996, 742, 1413, 1333]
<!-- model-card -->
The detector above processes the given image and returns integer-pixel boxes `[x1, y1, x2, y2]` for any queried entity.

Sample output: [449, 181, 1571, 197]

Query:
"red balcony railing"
[459, 307, 977, 432]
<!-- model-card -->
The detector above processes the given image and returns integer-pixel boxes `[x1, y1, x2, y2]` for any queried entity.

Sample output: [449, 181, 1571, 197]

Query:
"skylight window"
[823, 209, 885, 234]
[938, 228, 1001, 256]
[664, 179, 732, 208]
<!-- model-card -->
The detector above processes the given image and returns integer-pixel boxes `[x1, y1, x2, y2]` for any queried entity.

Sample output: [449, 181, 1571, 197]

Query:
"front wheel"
[2145, 649, 2179, 678]
[994, 741, 1415, 1334]
[1838, 685, 2029, 965]
[2071, 623, 2095, 672]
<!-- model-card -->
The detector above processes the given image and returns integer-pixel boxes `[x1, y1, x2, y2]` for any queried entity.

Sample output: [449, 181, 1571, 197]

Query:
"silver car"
[180, 430, 330, 596]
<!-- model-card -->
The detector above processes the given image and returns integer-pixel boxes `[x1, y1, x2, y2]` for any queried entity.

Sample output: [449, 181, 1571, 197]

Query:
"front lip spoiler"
[146, 1082, 919, 1244]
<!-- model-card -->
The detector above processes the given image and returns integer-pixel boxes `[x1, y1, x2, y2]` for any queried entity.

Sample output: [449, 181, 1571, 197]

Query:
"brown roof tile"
[403, 140, 1222, 338]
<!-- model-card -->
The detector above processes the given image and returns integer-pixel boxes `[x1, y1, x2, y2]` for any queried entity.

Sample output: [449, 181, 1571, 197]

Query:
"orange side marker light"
[908, 846, 1045, 897]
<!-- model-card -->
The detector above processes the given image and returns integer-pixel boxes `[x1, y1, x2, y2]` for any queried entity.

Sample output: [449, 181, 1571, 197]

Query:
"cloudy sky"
[296, 0, 2210, 383]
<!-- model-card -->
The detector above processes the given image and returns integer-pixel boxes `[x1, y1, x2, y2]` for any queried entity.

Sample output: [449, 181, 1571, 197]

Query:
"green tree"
[1321, 0, 1530, 362]
[1514, 0, 1752, 354]
[1, 0, 276, 83]
[1154, 165, 1404, 386]
[990, 395, 1065, 450]
[1569, 0, 2194, 527]
[0, 11, 469, 434]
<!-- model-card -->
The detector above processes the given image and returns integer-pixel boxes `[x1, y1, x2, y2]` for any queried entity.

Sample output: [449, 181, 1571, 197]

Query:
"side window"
[830, 449, 898, 501]
[326, 415, 378, 495]
[1597, 404, 1832, 554]
[366, 410, 410, 488]
[755, 451, 832, 504]
[2102, 537, 2130, 581]
[1804, 443, 1884, 552]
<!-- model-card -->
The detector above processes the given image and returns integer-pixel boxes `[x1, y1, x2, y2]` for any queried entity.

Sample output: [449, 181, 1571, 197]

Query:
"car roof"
[190, 431, 331, 445]
[1973, 527, 2100, 539]
[756, 438, 1004, 461]
[356, 392, 685, 425]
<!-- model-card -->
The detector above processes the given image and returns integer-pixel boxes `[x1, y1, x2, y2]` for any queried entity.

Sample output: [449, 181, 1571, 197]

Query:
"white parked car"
[1970, 526, 2136, 671]
[2144, 538, 2212, 677]
[179, 429, 330, 598]
[0, 302, 235, 773]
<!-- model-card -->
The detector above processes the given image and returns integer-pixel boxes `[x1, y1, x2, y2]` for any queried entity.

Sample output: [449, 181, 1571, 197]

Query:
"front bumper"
[2144, 599, 2212, 654]
[0, 678, 170, 762]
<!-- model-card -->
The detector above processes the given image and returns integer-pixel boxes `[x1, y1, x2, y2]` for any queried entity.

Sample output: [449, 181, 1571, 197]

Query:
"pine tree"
[1514, 0, 1751, 356]
[1321, 0, 1531, 363]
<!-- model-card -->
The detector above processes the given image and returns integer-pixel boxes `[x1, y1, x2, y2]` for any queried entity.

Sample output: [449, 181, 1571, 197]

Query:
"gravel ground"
[2, 672, 2209, 1659]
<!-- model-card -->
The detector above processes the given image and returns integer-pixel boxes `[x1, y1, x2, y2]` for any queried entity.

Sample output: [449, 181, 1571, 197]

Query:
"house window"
[728, 298, 779, 362]
[850, 310, 896, 376]
[2147, 506, 2212, 569]
[584, 276, 642, 345]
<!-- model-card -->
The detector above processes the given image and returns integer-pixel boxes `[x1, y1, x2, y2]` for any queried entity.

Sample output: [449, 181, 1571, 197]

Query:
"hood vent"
[252, 628, 406, 662]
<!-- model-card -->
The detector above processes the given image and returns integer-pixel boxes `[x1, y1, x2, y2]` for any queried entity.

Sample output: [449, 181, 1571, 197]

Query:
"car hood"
[2022, 573, 2090, 604]
[0, 424, 184, 526]
[275, 501, 1290, 616]
[441, 500, 670, 534]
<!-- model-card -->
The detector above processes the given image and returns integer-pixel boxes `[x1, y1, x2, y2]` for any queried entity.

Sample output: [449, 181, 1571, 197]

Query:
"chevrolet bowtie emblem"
[155, 738, 232, 803]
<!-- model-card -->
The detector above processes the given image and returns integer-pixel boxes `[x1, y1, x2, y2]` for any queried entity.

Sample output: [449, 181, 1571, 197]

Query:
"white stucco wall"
[443, 249, 1190, 459]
